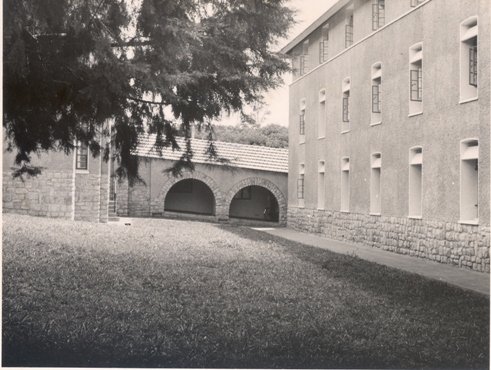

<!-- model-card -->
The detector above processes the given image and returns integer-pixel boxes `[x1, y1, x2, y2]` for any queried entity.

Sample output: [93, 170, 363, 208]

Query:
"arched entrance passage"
[164, 179, 215, 215]
[229, 185, 279, 222]
[225, 177, 287, 225]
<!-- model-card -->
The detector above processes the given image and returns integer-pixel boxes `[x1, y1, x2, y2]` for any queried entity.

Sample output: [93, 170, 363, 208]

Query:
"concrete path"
[253, 227, 490, 296]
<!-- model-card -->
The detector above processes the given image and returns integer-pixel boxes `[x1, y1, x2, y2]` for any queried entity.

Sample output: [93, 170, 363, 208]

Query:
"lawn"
[3, 214, 489, 368]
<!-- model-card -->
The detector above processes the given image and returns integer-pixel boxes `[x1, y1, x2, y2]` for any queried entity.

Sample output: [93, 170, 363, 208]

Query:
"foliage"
[3, 214, 489, 368]
[3, 0, 294, 181]
[194, 123, 288, 148]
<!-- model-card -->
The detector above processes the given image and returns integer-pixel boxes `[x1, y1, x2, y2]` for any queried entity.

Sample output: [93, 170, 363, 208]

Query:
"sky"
[220, 0, 337, 127]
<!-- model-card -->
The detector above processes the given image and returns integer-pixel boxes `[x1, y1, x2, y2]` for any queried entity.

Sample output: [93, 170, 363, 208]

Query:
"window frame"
[469, 45, 477, 87]
[409, 67, 423, 102]
[299, 110, 305, 135]
[319, 25, 330, 63]
[372, 0, 385, 31]
[345, 14, 353, 48]
[75, 141, 89, 171]
[297, 175, 305, 200]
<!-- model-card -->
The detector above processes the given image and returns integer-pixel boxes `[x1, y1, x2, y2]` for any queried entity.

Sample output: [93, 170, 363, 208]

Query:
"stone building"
[281, 0, 490, 272]
[115, 136, 288, 225]
[3, 135, 288, 226]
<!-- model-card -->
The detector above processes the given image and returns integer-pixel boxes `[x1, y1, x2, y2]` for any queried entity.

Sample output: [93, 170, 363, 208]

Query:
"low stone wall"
[288, 207, 490, 273]
[74, 173, 102, 222]
[128, 181, 151, 217]
[2, 170, 73, 219]
[98, 174, 110, 223]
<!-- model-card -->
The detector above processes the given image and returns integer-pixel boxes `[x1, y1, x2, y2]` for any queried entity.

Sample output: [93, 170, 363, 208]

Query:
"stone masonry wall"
[115, 180, 129, 216]
[3, 170, 73, 219]
[98, 173, 109, 223]
[288, 207, 490, 273]
[74, 174, 101, 222]
[128, 181, 151, 217]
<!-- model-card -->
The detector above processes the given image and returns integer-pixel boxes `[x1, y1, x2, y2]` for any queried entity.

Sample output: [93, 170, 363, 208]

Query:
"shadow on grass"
[219, 225, 489, 302]
[3, 222, 489, 369]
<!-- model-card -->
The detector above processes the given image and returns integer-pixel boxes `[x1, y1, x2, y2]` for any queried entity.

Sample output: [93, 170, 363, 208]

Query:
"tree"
[3, 0, 294, 182]
[194, 123, 288, 148]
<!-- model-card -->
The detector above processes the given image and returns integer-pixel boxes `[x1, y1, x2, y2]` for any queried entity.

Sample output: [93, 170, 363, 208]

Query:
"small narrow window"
[318, 161, 325, 209]
[298, 164, 305, 207]
[345, 13, 353, 48]
[370, 153, 381, 214]
[297, 175, 305, 199]
[469, 45, 477, 87]
[76, 141, 88, 170]
[318, 89, 326, 138]
[460, 17, 478, 101]
[409, 43, 423, 115]
[410, 68, 423, 101]
[410, 0, 424, 7]
[409, 147, 423, 217]
[319, 25, 329, 63]
[300, 40, 310, 75]
[342, 77, 350, 132]
[299, 110, 305, 136]
[343, 94, 350, 123]
[460, 139, 479, 223]
[371, 63, 382, 125]
[341, 157, 350, 212]
[372, 0, 385, 31]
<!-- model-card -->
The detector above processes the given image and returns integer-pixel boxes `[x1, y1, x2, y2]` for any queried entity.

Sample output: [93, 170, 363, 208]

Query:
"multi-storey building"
[281, 0, 490, 272]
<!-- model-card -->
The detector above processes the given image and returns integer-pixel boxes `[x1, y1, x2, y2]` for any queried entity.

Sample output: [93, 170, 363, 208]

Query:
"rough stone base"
[288, 207, 490, 273]
[3, 170, 73, 219]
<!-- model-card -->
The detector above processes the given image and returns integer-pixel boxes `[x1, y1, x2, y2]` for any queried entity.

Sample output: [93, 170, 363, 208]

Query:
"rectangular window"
[409, 43, 423, 114]
[342, 77, 351, 132]
[345, 15, 353, 48]
[297, 175, 305, 199]
[372, 85, 381, 113]
[371, 63, 382, 124]
[410, 68, 422, 101]
[460, 139, 479, 223]
[341, 158, 350, 212]
[319, 101, 326, 138]
[342, 95, 349, 122]
[300, 40, 310, 75]
[370, 153, 381, 214]
[76, 142, 88, 170]
[469, 45, 477, 87]
[319, 25, 329, 63]
[299, 110, 305, 135]
[372, 0, 385, 31]
[409, 147, 423, 217]
[410, 0, 424, 6]
[460, 17, 477, 101]
[318, 161, 325, 210]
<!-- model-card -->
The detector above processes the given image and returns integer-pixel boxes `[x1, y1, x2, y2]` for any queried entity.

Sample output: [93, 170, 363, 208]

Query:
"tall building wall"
[286, 0, 490, 272]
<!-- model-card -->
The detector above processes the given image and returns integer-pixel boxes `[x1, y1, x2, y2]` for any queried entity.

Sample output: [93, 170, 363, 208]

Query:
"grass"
[3, 214, 489, 368]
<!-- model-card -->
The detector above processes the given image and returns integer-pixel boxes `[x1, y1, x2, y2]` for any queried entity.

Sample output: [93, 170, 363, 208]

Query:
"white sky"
[219, 0, 337, 127]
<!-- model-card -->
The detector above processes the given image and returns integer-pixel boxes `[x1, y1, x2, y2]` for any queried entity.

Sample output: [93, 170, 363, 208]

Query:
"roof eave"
[280, 0, 350, 55]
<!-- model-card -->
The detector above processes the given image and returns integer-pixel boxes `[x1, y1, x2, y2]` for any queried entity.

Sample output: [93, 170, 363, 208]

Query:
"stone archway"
[225, 177, 287, 225]
[152, 171, 227, 219]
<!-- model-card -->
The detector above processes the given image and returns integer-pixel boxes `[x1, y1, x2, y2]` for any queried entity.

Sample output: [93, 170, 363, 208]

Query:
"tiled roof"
[133, 135, 289, 173]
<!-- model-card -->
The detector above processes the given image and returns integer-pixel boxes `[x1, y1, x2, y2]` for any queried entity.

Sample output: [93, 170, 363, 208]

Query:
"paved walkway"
[253, 227, 490, 296]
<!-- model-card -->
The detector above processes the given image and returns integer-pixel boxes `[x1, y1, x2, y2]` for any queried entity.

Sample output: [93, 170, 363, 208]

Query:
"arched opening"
[229, 185, 279, 222]
[164, 179, 215, 216]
